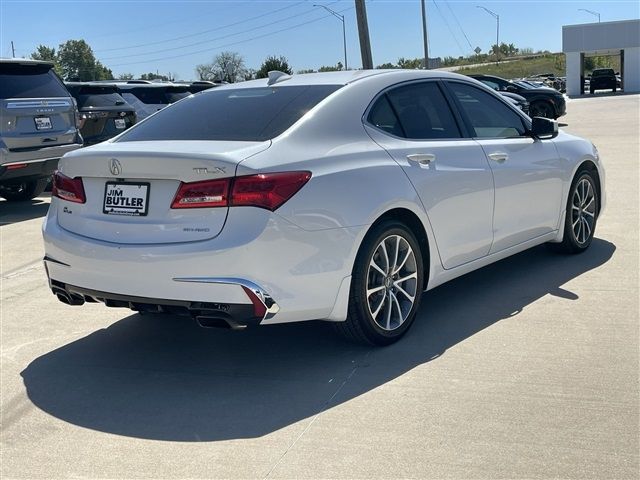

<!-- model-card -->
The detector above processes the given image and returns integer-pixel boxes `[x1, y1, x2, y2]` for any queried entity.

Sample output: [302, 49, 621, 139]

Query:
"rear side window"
[118, 85, 341, 142]
[369, 81, 461, 140]
[448, 82, 526, 138]
[0, 64, 69, 99]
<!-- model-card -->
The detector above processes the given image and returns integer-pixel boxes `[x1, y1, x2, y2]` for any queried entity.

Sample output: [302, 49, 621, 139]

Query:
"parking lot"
[1, 94, 638, 479]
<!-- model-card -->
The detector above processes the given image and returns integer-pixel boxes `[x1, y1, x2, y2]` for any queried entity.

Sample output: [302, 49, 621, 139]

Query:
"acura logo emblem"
[109, 158, 122, 176]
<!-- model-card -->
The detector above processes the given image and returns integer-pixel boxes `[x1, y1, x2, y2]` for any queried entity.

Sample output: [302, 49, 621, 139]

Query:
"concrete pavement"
[1, 94, 638, 479]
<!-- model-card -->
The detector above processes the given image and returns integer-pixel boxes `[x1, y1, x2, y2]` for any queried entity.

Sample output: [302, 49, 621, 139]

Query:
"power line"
[444, 0, 473, 50]
[99, 3, 324, 61]
[108, 6, 354, 68]
[95, 1, 307, 53]
[431, 0, 465, 56]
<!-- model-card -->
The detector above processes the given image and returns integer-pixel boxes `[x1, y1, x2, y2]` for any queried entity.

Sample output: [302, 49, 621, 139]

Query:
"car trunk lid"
[56, 140, 270, 244]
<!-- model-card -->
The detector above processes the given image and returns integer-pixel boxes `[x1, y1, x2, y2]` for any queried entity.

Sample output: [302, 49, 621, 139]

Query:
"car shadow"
[0, 194, 50, 225]
[20, 239, 615, 442]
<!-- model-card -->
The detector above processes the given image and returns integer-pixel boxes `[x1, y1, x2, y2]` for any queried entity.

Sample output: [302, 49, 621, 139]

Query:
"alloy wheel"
[366, 234, 418, 331]
[571, 177, 596, 245]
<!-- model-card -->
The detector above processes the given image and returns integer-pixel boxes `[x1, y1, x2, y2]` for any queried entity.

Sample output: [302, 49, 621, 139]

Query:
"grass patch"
[458, 54, 566, 79]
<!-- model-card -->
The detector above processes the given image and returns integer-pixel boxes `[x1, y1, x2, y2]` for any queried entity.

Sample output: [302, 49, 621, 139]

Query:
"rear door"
[444, 80, 564, 253]
[0, 62, 76, 151]
[365, 80, 495, 270]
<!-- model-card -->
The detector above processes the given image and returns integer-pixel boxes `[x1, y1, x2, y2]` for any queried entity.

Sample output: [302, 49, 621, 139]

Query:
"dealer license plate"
[103, 182, 149, 216]
[35, 116, 52, 130]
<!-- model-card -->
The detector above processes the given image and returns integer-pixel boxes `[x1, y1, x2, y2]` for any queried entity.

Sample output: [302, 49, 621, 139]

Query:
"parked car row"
[468, 74, 566, 119]
[0, 57, 218, 201]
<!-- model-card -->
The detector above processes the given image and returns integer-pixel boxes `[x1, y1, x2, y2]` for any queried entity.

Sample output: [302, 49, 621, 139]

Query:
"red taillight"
[170, 178, 229, 209]
[6, 163, 27, 170]
[52, 171, 86, 204]
[230, 172, 311, 211]
[171, 172, 311, 211]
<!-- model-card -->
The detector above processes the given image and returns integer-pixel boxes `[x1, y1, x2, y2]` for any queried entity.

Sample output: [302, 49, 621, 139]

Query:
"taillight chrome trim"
[171, 277, 279, 320]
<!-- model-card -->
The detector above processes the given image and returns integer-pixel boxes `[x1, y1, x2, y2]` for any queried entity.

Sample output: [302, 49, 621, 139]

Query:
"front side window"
[368, 81, 461, 140]
[447, 82, 526, 138]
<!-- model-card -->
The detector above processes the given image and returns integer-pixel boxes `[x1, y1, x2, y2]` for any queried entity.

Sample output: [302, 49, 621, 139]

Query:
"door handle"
[488, 152, 508, 164]
[406, 153, 435, 165]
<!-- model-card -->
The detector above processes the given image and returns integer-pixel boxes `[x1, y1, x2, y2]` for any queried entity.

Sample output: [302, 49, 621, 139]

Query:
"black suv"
[589, 69, 617, 94]
[0, 59, 82, 201]
[468, 74, 566, 119]
[65, 82, 136, 145]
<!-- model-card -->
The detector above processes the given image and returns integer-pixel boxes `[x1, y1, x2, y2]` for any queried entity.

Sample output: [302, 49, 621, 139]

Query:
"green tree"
[376, 62, 397, 69]
[140, 72, 170, 81]
[30, 44, 62, 76]
[397, 57, 422, 69]
[297, 68, 316, 74]
[117, 73, 134, 80]
[318, 62, 344, 72]
[256, 55, 293, 79]
[31, 44, 57, 62]
[56, 39, 112, 81]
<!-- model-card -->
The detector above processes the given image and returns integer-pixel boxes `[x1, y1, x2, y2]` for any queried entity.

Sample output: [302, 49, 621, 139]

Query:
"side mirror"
[506, 85, 517, 93]
[531, 116, 558, 139]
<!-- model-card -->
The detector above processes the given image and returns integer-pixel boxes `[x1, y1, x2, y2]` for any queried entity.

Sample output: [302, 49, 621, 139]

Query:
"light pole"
[314, 4, 348, 70]
[578, 8, 601, 22]
[477, 6, 499, 59]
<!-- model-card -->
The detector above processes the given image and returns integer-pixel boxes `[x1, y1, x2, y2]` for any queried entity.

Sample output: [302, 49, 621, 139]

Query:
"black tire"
[0, 178, 49, 202]
[530, 101, 554, 119]
[548, 169, 599, 254]
[334, 220, 424, 346]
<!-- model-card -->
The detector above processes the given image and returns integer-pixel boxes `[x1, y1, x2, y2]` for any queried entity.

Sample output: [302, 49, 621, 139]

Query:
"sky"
[1, 0, 638, 80]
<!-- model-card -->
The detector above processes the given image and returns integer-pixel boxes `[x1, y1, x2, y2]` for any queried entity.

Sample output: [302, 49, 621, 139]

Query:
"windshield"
[118, 84, 342, 142]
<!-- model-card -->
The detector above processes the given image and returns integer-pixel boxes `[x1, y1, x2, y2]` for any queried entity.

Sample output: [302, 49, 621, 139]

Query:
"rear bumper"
[43, 203, 362, 324]
[47, 278, 268, 328]
[0, 142, 83, 182]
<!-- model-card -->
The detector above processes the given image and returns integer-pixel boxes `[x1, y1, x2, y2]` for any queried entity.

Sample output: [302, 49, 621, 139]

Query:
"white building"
[562, 19, 640, 95]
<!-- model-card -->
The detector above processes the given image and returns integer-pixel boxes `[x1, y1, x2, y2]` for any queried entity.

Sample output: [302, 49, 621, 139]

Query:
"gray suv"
[0, 59, 83, 201]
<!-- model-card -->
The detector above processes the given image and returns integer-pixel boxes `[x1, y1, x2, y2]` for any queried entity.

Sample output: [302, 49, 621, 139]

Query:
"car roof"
[0, 57, 55, 67]
[202, 69, 477, 92]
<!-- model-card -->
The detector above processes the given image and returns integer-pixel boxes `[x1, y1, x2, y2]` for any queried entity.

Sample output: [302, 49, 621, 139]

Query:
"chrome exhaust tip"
[195, 316, 247, 330]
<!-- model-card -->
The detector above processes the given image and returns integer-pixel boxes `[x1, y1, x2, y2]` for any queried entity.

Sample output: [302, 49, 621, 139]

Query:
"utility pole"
[421, 0, 429, 69]
[11, 41, 15, 58]
[355, 0, 373, 69]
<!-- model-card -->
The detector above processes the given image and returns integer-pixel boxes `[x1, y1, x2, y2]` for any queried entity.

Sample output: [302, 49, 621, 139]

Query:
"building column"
[623, 47, 640, 93]
[565, 51, 582, 96]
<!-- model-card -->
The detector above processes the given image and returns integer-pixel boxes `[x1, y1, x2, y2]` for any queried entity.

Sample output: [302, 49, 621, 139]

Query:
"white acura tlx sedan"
[43, 70, 605, 345]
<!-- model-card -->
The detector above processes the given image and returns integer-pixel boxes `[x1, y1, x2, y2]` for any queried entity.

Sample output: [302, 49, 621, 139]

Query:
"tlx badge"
[193, 167, 226, 174]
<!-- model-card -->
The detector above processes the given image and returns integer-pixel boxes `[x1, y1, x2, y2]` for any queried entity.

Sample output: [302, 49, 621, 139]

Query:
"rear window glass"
[118, 85, 342, 142]
[125, 87, 169, 105]
[0, 64, 69, 99]
[67, 85, 129, 109]
[592, 69, 614, 77]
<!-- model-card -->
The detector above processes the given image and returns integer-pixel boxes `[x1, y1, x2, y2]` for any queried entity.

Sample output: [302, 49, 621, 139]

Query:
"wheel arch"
[575, 159, 602, 214]
[364, 207, 432, 289]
